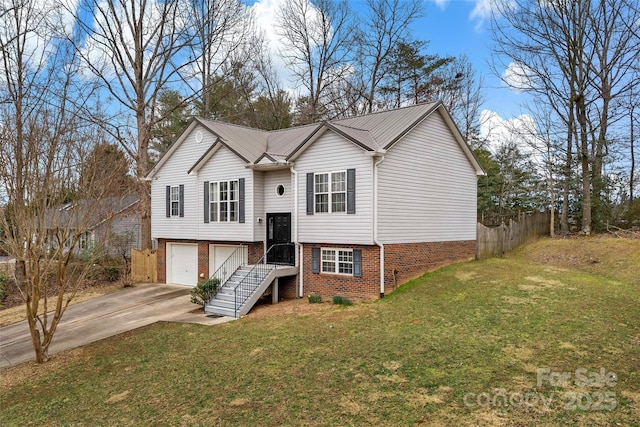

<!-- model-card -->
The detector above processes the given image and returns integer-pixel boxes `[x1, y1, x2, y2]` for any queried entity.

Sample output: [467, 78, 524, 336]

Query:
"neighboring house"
[147, 102, 485, 317]
[44, 195, 141, 258]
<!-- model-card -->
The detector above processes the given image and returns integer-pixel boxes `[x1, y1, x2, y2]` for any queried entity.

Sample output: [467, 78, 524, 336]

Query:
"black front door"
[266, 213, 294, 265]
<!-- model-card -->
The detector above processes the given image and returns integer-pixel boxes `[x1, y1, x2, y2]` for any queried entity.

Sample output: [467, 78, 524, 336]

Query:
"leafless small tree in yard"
[0, 0, 126, 363]
[110, 230, 138, 287]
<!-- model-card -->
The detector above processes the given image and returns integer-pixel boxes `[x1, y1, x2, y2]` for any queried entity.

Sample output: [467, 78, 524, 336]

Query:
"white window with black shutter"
[203, 178, 245, 223]
[166, 185, 184, 217]
[311, 247, 362, 277]
[306, 169, 355, 215]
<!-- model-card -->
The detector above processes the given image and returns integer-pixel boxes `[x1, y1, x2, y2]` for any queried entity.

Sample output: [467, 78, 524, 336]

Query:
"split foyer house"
[147, 102, 485, 317]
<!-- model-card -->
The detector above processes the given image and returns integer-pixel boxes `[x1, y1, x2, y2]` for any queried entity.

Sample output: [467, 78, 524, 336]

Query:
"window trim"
[170, 185, 180, 217]
[314, 170, 346, 214]
[209, 179, 239, 222]
[320, 247, 353, 275]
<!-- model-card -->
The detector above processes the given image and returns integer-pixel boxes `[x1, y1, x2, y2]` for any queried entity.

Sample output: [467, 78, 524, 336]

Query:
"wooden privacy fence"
[476, 211, 551, 259]
[131, 249, 157, 283]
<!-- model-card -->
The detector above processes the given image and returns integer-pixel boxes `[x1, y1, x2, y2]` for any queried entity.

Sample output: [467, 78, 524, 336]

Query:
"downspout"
[290, 163, 303, 298]
[373, 154, 385, 298]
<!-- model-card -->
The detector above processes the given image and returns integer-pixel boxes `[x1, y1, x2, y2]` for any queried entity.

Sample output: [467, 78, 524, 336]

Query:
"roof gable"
[146, 102, 484, 178]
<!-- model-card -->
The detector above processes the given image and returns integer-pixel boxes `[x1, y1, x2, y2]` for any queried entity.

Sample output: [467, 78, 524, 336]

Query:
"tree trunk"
[137, 112, 152, 250]
[577, 95, 591, 234]
[631, 101, 635, 201]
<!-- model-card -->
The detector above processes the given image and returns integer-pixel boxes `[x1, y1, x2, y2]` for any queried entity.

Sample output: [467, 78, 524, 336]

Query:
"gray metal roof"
[191, 103, 440, 164]
[196, 118, 268, 162]
[265, 123, 318, 157]
[332, 102, 439, 150]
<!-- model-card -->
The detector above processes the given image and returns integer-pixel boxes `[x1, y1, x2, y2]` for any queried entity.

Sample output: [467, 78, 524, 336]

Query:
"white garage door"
[209, 245, 247, 283]
[168, 243, 198, 286]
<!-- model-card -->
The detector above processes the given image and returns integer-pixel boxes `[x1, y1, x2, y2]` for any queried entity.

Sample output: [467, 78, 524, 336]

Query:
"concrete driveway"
[0, 283, 234, 368]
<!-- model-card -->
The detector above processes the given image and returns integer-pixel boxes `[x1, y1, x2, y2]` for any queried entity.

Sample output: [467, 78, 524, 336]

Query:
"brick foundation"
[301, 240, 475, 300]
[277, 275, 299, 300]
[302, 243, 381, 300]
[383, 240, 475, 293]
[158, 238, 475, 300]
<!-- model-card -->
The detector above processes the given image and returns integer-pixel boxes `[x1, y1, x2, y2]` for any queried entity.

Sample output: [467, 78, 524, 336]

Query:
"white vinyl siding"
[198, 146, 254, 241]
[296, 131, 373, 245]
[377, 111, 477, 243]
[151, 125, 212, 240]
[253, 171, 265, 241]
[263, 169, 292, 214]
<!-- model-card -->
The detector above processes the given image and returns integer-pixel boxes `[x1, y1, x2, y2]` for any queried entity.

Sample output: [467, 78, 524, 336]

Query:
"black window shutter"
[306, 173, 314, 215]
[347, 168, 356, 214]
[311, 247, 320, 273]
[179, 184, 184, 217]
[353, 249, 362, 277]
[203, 181, 209, 223]
[165, 186, 171, 217]
[238, 178, 245, 223]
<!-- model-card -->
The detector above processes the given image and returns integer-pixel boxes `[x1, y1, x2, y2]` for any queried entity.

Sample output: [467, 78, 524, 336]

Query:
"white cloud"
[250, 0, 292, 86]
[502, 61, 535, 92]
[469, 0, 513, 30]
[431, 0, 450, 10]
[469, 0, 496, 29]
[479, 110, 544, 157]
[0, 0, 79, 84]
[250, 0, 326, 94]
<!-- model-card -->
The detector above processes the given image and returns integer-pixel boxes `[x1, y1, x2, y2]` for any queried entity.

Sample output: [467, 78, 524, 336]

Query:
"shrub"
[191, 278, 221, 307]
[332, 295, 352, 306]
[308, 294, 322, 304]
[0, 272, 8, 307]
[103, 266, 120, 282]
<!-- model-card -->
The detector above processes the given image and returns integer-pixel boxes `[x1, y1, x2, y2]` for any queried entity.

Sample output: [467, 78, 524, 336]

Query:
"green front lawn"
[1, 237, 639, 426]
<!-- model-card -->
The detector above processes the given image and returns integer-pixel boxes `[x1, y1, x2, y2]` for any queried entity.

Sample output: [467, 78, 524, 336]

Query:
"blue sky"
[251, 0, 532, 148]
[415, 0, 523, 118]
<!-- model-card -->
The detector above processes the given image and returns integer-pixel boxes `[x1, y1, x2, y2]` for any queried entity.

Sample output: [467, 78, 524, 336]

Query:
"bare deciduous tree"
[71, 0, 192, 249]
[276, 0, 355, 123]
[356, 0, 424, 113]
[490, 0, 640, 234]
[0, 0, 123, 363]
[185, 0, 257, 118]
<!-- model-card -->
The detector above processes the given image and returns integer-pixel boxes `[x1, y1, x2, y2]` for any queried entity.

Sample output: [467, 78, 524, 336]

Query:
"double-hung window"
[166, 185, 184, 218]
[314, 171, 346, 213]
[321, 248, 353, 275]
[170, 186, 180, 216]
[307, 169, 355, 215]
[209, 180, 239, 222]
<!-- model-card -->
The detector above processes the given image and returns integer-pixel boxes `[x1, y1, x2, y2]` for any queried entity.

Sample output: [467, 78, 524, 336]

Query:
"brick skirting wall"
[383, 240, 476, 293]
[301, 240, 475, 300]
[302, 243, 381, 300]
[158, 239, 475, 300]
[157, 239, 263, 284]
[277, 275, 298, 300]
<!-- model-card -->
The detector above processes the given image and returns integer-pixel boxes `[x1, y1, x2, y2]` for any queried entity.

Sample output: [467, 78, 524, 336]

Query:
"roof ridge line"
[333, 102, 438, 122]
